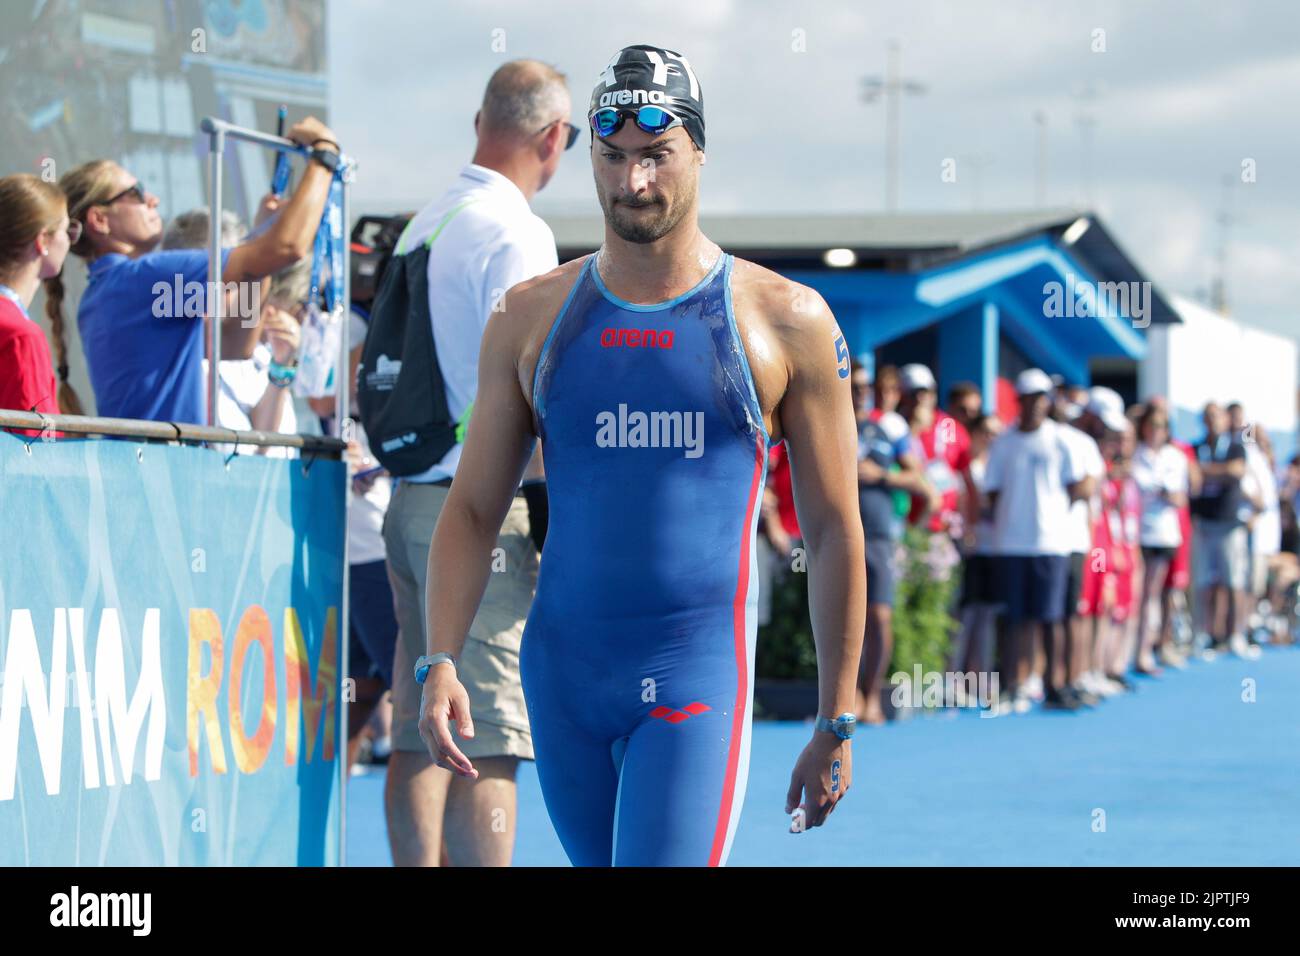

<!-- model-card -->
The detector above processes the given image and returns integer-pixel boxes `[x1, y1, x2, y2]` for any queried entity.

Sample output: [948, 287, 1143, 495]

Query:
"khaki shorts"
[1192, 518, 1250, 592]
[383, 481, 537, 760]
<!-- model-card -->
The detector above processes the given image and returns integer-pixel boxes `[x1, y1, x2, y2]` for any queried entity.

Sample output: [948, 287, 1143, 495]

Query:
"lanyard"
[271, 150, 292, 198]
[295, 156, 351, 399]
[308, 168, 346, 313]
[0, 283, 29, 320]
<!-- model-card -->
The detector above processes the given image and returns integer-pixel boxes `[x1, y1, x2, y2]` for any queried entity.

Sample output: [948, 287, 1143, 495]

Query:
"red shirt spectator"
[766, 441, 801, 539]
[994, 376, 1020, 426]
[0, 292, 60, 417]
[0, 173, 78, 426]
[1166, 437, 1196, 590]
[908, 409, 972, 532]
[1080, 471, 1139, 620]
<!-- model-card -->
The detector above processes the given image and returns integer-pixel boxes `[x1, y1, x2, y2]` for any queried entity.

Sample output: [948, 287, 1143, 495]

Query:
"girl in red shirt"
[1078, 426, 1142, 690]
[0, 174, 82, 420]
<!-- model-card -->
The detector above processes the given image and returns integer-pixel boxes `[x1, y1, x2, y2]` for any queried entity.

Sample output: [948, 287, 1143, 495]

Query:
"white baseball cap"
[1015, 368, 1055, 397]
[899, 363, 936, 393]
[1087, 386, 1129, 431]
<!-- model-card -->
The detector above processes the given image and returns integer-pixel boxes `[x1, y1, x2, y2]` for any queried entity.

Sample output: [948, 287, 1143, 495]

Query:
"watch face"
[415, 663, 430, 684]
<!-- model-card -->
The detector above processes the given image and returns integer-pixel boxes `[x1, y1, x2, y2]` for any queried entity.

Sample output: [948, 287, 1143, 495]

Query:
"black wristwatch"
[309, 146, 341, 173]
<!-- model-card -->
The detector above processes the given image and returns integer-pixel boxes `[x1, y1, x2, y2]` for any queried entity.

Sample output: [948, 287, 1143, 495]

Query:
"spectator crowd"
[758, 359, 1300, 719]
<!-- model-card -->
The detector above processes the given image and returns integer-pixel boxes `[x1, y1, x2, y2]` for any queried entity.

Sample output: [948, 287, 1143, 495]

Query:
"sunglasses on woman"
[589, 105, 684, 140]
[103, 181, 147, 206]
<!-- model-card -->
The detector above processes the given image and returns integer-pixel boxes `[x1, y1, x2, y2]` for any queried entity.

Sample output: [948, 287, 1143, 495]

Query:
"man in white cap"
[1081, 386, 1129, 435]
[983, 368, 1093, 712]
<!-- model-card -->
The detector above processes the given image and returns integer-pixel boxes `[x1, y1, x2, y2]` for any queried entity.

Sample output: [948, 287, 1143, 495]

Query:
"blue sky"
[329, 0, 1299, 341]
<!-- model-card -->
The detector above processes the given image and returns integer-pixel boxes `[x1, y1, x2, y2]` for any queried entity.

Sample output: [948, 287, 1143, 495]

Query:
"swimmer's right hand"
[417, 668, 479, 779]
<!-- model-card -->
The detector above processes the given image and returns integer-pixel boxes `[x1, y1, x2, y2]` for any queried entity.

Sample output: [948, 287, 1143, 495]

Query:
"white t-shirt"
[1243, 443, 1281, 556]
[401, 163, 558, 483]
[344, 310, 391, 565]
[203, 345, 298, 458]
[1131, 442, 1189, 548]
[1059, 423, 1105, 554]
[983, 418, 1086, 556]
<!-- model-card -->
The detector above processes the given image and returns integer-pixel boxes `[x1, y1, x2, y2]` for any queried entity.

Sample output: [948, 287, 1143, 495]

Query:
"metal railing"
[197, 116, 354, 435]
[0, 408, 347, 455]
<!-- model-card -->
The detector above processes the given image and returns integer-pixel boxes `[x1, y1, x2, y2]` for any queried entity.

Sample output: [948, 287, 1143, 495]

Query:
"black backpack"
[357, 200, 477, 476]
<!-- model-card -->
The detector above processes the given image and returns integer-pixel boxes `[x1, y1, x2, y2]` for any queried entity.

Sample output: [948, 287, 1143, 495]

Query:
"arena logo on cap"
[599, 88, 669, 108]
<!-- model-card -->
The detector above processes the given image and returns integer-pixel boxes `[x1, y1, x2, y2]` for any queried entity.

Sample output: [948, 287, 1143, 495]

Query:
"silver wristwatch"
[815, 713, 857, 740]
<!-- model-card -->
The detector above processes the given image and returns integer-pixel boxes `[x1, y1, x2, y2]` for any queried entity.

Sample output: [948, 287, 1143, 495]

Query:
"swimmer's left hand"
[785, 732, 851, 830]
[417, 667, 479, 780]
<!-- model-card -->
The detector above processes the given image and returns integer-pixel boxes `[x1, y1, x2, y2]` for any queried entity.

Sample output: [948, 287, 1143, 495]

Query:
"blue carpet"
[346, 647, 1300, 866]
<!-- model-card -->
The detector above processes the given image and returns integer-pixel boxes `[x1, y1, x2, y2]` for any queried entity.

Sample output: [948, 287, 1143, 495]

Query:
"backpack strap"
[393, 199, 479, 256]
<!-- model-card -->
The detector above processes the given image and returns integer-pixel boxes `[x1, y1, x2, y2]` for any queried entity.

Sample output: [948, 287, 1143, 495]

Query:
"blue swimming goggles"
[589, 104, 684, 140]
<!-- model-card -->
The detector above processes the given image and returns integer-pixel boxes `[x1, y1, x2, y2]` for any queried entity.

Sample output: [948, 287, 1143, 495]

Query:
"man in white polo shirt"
[984, 368, 1092, 713]
[382, 59, 576, 866]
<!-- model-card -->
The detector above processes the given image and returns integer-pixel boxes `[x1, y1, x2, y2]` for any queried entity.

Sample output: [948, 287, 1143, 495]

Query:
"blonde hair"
[0, 173, 84, 414]
[58, 160, 120, 259]
[42, 159, 126, 415]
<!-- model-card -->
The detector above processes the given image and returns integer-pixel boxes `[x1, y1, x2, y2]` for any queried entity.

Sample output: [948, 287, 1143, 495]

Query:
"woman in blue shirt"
[47, 116, 340, 424]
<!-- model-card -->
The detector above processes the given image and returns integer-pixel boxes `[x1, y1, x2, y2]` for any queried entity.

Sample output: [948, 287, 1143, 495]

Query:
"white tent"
[1141, 295, 1297, 463]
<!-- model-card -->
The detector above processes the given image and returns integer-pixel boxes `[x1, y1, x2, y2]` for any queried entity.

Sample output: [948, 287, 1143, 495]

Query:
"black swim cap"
[589, 44, 705, 150]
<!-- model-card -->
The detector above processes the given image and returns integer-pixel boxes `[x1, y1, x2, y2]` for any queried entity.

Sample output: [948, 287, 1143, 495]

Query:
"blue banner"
[0, 432, 345, 865]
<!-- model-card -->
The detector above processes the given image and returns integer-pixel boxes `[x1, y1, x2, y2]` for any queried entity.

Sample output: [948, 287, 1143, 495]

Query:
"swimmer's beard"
[607, 200, 674, 244]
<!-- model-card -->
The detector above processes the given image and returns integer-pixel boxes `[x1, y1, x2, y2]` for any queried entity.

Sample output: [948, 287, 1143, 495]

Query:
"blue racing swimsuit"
[525, 251, 769, 866]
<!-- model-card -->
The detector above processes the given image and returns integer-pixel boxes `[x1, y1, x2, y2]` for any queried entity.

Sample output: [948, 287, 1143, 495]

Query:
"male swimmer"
[415, 44, 866, 866]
